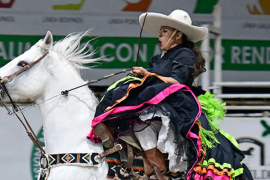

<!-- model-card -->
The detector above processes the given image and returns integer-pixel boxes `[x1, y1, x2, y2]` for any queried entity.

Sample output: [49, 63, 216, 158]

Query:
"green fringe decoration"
[197, 91, 226, 149]
[199, 121, 220, 150]
[198, 91, 226, 133]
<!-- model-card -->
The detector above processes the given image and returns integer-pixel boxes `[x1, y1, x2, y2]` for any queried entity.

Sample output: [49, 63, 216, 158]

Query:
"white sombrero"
[139, 9, 208, 42]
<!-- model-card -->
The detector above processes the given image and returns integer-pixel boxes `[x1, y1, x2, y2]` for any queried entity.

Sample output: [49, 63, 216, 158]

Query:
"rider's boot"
[144, 147, 168, 180]
[94, 123, 114, 148]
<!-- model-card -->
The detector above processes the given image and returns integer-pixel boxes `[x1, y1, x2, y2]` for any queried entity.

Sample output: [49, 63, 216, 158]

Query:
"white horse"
[0, 31, 110, 180]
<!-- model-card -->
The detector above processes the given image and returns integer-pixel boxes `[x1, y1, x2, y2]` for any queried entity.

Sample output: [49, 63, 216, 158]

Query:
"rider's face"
[158, 26, 182, 51]
[158, 26, 175, 50]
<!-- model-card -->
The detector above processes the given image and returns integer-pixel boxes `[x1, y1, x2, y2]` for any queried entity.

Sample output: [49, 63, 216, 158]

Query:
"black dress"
[149, 44, 206, 97]
[87, 44, 253, 180]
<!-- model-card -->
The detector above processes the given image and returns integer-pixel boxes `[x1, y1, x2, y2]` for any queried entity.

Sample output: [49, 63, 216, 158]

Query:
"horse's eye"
[18, 61, 28, 67]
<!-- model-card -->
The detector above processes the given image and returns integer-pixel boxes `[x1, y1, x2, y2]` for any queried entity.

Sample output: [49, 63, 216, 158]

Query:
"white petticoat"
[133, 108, 188, 173]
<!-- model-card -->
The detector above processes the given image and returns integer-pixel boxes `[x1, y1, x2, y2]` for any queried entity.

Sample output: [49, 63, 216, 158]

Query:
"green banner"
[220, 39, 270, 71]
[0, 35, 159, 69]
[88, 36, 159, 69]
[0, 35, 270, 71]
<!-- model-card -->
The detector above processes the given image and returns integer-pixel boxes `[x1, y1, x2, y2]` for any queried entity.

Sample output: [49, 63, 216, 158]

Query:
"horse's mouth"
[0, 85, 9, 103]
[0, 92, 6, 108]
[0, 87, 15, 114]
[0, 89, 6, 107]
[0, 86, 5, 99]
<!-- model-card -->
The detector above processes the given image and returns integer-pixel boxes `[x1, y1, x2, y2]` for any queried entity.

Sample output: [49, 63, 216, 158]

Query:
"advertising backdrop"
[0, 0, 270, 75]
[0, 0, 270, 180]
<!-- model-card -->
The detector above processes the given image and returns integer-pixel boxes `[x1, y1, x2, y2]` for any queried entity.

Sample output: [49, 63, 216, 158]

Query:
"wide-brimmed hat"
[139, 9, 208, 42]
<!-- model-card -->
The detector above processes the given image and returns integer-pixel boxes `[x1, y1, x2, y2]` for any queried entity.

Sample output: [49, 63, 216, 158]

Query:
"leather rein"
[0, 52, 49, 113]
[0, 52, 49, 155]
[1, 52, 49, 85]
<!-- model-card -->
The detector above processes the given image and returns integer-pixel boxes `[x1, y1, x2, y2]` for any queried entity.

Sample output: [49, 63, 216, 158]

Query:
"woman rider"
[89, 10, 253, 180]
[131, 9, 207, 178]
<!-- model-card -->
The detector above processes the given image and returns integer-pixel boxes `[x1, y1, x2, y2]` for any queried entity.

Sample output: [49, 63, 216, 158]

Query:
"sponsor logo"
[42, 17, 83, 23]
[247, 0, 270, 15]
[249, 166, 270, 180]
[237, 137, 265, 166]
[52, 0, 85, 10]
[0, 16, 14, 22]
[0, 0, 15, 8]
[261, 120, 270, 137]
[122, 0, 152, 12]
[193, 0, 219, 14]
[0, 39, 32, 67]
[224, 40, 270, 70]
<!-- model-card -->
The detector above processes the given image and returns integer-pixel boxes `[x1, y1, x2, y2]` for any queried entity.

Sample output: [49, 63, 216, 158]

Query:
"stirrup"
[130, 170, 148, 180]
[101, 137, 114, 149]
[152, 166, 169, 180]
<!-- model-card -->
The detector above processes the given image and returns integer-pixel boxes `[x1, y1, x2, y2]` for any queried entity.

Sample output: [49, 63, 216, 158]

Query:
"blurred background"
[0, 0, 269, 179]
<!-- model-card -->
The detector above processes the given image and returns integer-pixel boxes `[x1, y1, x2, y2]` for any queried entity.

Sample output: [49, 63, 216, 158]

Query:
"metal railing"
[213, 81, 270, 116]
[200, 5, 270, 117]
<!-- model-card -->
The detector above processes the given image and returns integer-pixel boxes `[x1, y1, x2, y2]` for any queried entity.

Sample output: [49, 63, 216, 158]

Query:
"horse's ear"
[41, 31, 53, 53]
[43, 31, 53, 48]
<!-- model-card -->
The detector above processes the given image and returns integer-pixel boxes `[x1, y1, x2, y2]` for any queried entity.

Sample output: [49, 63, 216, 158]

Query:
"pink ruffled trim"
[187, 95, 202, 179]
[194, 171, 230, 180]
[88, 84, 186, 139]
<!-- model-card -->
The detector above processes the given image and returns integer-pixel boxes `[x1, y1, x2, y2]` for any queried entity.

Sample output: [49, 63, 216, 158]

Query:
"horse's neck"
[37, 65, 101, 154]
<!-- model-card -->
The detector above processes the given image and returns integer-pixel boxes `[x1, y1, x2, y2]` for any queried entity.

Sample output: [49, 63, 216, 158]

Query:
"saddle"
[94, 116, 187, 180]
[98, 129, 147, 180]
[98, 130, 184, 180]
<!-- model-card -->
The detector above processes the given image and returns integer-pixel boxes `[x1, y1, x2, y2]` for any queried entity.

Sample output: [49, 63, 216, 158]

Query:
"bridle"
[0, 52, 49, 162]
[0, 52, 49, 113]
[1, 52, 49, 85]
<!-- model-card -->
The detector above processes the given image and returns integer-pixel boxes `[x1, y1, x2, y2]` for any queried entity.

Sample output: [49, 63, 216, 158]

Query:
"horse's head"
[0, 30, 98, 105]
[0, 31, 53, 102]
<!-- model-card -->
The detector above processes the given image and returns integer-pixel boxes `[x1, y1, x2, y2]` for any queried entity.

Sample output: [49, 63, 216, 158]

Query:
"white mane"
[37, 30, 100, 71]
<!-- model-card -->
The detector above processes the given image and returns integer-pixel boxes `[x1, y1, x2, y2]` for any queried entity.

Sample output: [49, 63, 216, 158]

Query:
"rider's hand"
[131, 67, 150, 78]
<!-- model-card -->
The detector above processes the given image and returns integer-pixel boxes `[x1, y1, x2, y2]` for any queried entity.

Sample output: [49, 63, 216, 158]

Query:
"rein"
[1, 52, 49, 84]
[13, 106, 46, 154]
[0, 52, 49, 165]
[61, 68, 133, 95]
[61, 13, 148, 96]
[0, 52, 49, 113]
